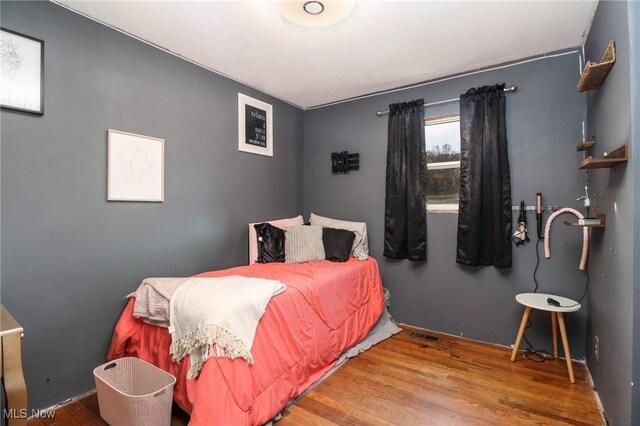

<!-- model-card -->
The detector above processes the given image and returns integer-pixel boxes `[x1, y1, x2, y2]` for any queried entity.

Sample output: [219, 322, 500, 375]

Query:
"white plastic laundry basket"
[93, 357, 176, 426]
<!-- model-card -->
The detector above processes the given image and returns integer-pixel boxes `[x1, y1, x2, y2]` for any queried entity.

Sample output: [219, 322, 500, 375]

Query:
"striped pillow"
[283, 225, 325, 263]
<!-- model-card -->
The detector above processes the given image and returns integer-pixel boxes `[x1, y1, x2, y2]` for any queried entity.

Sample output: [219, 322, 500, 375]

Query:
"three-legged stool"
[510, 293, 581, 383]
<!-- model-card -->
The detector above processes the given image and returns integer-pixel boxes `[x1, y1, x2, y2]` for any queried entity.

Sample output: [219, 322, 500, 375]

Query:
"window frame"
[425, 113, 460, 213]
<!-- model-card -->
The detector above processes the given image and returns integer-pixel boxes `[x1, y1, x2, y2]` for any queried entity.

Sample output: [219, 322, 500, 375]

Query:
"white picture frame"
[238, 93, 273, 157]
[1, 28, 44, 115]
[107, 129, 164, 202]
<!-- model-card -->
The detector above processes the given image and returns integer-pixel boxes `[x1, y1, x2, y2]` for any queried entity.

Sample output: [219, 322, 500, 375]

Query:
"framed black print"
[238, 93, 273, 157]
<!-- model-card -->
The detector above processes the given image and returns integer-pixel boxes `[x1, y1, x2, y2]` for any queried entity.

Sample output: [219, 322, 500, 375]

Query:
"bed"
[107, 257, 385, 425]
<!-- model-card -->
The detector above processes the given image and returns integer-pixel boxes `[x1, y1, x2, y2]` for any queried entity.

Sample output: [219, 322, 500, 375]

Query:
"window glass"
[425, 117, 460, 211]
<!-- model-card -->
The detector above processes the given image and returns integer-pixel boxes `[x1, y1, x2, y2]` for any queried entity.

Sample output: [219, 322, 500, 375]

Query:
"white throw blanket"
[169, 276, 286, 379]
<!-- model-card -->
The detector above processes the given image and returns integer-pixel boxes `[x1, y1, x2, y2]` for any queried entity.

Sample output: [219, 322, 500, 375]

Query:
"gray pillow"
[284, 225, 325, 263]
[309, 213, 369, 260]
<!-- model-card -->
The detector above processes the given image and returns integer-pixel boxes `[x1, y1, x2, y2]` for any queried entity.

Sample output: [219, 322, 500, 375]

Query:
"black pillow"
[322, 227, 356, 262]
[254, 223, 285, 263]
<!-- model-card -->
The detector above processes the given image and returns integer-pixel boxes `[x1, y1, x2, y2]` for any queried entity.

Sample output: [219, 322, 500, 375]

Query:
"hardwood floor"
[27, 327, 603, 425]
[280, 327, 603, 425]
[25, 393, 189, 426]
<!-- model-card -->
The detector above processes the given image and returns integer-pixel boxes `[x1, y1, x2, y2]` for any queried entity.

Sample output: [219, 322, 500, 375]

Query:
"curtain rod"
[375, 86, 517, 117]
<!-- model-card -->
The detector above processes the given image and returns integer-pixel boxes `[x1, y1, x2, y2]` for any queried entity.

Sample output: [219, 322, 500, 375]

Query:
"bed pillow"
[254, 223, 286, 263]
[322, 228, 356, 262]
[248, 215, 304, 264]
[309, 213, 369, 260]
[283, 225, 325, 263]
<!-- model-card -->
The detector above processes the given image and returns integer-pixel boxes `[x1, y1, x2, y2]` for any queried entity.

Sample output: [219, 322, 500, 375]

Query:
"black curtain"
[456, 85, 512, 268]
[384, 99, 427, 261]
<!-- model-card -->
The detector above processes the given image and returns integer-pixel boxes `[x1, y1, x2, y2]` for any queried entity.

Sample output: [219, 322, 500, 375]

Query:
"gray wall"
[2, 0, 636, 421]
[0, 1, 303, 411]
[583, 1, 635, 425]
[628, 1, 639, 424]
[303, 53, 590, 356]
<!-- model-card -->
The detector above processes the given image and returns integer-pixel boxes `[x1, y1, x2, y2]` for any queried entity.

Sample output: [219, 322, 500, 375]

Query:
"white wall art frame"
[1, 27, 44, 115]
[238, 93, 273, 157]
[108, 129, 164, 202]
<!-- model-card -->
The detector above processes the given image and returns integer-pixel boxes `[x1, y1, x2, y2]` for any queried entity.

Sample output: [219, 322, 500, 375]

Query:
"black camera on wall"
[331, 151, 359, 174]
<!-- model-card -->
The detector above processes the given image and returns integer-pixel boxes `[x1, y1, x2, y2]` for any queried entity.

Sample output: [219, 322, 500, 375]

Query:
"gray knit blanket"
[130, 277, 191, 327]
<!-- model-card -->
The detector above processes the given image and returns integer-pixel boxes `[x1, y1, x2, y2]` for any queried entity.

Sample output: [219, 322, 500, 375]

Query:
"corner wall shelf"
[577, 41, 616, 92]
[577, 140, 596, 152]
[564, 214, 606, 229]
[579, 144, 628, 169]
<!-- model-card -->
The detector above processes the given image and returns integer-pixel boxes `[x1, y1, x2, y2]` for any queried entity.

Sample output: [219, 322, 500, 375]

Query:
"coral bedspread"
[108, 258, 384, 425]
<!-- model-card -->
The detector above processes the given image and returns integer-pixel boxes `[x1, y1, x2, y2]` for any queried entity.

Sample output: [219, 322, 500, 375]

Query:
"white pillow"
[248, 215, 304, 264]
[309, 213, 369, 260]
[283, 225, 325, 263]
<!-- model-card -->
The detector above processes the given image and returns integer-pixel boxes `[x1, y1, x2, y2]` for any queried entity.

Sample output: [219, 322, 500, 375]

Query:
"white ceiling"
[55, 1, 598, 109]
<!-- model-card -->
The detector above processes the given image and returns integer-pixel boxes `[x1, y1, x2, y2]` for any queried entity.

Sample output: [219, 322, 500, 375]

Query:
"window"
[425, 113, 460, 212]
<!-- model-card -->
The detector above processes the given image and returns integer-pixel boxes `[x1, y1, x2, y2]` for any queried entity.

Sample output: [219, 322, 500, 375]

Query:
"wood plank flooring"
[27, 327, 603, 425]
[25, 393, 189, 426]
[280, 326, 603, 425]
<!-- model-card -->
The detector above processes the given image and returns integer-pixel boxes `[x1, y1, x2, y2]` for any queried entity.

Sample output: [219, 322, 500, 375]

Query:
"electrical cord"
[532, 238, 541, 293]
[512, 223, 529, 245]
[512, 230, 525, 245]
[522, 238, 551, 362]
[522, 337, 554, 362]
[521, 238, 551, 361]
[512, 201, 530, 246]
[578, 270, 589, 303]
[519, 238, 590, 362]
[547, 267, 590, 308]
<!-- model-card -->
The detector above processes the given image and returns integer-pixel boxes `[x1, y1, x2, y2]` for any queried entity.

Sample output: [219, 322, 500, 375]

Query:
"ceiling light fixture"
[303, 1, 324, 15]
[276, 1, 355, 28]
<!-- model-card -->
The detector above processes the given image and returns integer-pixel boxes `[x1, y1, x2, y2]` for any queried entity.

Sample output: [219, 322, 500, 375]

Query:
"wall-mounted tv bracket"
[331, 151, 359, 174]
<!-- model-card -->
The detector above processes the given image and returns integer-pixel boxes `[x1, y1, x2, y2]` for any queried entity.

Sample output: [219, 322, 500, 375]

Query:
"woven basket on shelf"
[577, 41, 616, 92]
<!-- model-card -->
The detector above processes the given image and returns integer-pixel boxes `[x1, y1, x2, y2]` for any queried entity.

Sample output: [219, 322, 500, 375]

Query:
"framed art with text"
[1, 27, 44, 115]
[238, 93, 273, 157]
[108, 129, 164, 202]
